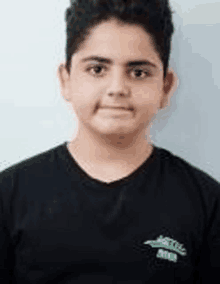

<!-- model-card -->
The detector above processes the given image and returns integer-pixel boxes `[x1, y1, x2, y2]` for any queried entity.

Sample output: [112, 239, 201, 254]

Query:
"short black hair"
[65, 0, 175, 79]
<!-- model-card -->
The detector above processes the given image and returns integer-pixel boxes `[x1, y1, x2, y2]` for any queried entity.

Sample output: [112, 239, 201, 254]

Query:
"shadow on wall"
[150, 13, 220, 159]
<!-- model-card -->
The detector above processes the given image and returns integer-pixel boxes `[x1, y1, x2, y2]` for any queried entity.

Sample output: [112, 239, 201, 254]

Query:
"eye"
[86, 65, 106, 77]
[86, 65, 150, 79]
[130, 69, 150, 79]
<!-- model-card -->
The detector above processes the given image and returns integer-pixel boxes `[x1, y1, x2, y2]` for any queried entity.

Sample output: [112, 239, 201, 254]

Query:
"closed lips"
[101, 106, 133, 110]
[105, 107, 127, 109]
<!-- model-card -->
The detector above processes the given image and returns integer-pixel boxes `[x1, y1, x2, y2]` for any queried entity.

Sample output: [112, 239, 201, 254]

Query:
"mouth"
[102, 107, 132, 111]
[99, 106, 134, 111]
[97, 107, 134, 119]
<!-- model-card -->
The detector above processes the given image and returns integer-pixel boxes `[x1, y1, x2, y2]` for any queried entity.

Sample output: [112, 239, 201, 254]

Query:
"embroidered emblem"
[143, 235, 187, 263]
[156, 249, 177, 263]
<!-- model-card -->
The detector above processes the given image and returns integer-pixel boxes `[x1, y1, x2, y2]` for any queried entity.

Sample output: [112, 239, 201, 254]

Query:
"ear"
[160, 67, 179, 109]
[57, 62, 71, 102]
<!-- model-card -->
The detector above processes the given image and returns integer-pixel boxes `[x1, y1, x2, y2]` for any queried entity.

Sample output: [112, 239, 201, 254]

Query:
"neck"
[69, 124, 153, 167]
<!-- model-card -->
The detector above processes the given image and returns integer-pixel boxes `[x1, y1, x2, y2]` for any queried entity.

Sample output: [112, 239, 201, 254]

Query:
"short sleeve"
[199, 186, 220, 283]
[0, 169, 17, 283]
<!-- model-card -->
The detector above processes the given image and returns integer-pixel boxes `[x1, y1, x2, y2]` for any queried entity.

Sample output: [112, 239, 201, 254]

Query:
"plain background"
[0, 0, 219, 182]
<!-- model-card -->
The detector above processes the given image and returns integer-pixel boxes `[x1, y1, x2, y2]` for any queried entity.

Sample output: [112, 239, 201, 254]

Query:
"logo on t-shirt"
[143, 235, 187, 263]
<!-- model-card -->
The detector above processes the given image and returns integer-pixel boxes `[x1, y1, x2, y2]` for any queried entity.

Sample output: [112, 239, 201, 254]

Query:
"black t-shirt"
[1, 141, 220, 284]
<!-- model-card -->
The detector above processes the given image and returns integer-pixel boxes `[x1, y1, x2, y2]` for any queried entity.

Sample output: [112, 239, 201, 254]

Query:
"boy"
[1, 0, 220, 283]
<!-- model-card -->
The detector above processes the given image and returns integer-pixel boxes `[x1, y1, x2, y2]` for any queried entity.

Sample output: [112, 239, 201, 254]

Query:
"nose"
[107, 68, 130, 97]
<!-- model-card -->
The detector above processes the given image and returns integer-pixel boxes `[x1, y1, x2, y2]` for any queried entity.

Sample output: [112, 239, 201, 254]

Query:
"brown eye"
[86, 65, 150, 80]
[131, 69, 150, 79]
[87, 65, 106, 77]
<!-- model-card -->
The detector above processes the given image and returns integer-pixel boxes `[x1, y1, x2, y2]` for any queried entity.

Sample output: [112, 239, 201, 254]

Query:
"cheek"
[134, 85, 160, 107]
[69, 82, 97, 119]
[134, 86, 162, 119]
[71, 75, 96, 95]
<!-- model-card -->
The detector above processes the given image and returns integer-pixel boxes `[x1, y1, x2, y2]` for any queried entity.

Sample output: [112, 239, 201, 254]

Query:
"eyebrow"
[80, 56, 158, 69]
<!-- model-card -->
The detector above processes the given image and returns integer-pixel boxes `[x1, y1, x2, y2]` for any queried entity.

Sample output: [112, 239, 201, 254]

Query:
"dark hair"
[65, 0, 175, 79]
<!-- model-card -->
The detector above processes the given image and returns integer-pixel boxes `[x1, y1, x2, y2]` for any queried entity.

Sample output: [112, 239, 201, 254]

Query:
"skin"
[58, 18, 178, 179]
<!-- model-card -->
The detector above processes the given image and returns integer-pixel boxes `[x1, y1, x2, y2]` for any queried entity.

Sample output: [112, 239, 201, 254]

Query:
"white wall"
[0, 0, 219, 182]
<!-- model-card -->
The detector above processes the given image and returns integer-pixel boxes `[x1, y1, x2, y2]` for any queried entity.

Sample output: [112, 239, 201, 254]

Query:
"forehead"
[73, 19, 162, 69]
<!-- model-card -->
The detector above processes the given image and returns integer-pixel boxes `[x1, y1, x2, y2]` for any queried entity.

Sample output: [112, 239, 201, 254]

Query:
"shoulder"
[0, 142, 66, 187]
[156, 146, 220, 197]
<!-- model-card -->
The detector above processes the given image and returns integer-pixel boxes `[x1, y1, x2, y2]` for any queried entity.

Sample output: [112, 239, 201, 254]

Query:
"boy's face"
[59, 19, 176, 139]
